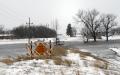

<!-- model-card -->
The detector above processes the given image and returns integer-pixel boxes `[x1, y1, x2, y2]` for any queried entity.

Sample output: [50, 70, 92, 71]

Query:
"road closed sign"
[34, 43, 47, 55]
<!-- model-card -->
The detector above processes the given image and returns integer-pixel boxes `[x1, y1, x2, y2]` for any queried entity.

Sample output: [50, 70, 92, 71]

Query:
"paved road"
[64, 40, 120, 59]
[0, 43, 27, 58]
[0, 40, 120, 59]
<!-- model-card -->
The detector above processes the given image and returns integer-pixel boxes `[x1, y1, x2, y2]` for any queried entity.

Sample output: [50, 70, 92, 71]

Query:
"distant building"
[0, 34, 15, 39]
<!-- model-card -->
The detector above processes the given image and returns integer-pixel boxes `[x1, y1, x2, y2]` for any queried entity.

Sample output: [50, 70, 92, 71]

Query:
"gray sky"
[0, 0, 120, 33]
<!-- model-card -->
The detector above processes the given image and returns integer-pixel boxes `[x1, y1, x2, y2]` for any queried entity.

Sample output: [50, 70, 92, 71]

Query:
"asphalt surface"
[0, 43, 27, 57]
[64, 40, 120, 59]
[0, 40, 120, 59]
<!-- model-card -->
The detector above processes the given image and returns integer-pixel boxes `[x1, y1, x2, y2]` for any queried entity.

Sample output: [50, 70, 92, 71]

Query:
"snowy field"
[0, 38, 56, 45]
[0, 35, 82, 45]
[0, 49, 120, 75]
[0, 50, 114, 75]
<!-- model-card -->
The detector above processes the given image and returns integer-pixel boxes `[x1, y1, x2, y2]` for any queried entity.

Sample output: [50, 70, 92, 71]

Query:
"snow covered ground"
[0, 50, 106, 75]
[0, 48, 120, 75]
[0, 35, 120, 45]
[101, 35, 120, 40]
[0, 36, 82, 45]
[0, 38, 56, 45]
[109, 48, 120, 56]
[0, 39, 28, 45]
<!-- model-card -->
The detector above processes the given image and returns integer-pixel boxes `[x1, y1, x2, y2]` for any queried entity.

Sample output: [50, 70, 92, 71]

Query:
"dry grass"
[0, 45, 110, 75]
[15, 55, 33, 61]
[76, 70, 81, 75]
[0, 58, 14, 65]
[16, 46, 64, 61]
[0, 46, 68, 65]
[69, 48, 108, 62]
[52, 56, 63, 65]
[0, 46, 109, 69]
[51, 56, 72, 66]
[63, 59, 72, 67]
[52, 46, 67, 56]
[68, 48, 109, 70]
[94, 60, 108, 69]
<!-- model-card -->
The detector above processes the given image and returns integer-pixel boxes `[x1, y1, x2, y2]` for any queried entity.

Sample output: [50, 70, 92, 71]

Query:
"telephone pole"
[26, 17, 33, 44]
[55, 19, 58, 45]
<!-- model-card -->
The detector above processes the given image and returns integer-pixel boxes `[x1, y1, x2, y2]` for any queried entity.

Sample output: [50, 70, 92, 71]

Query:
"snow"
[0, 48, 120, 75]
[101, 35, 120, 40]
[0, 34, 13, 37]
[0, 39, 28, 45]
[109, 48, 120, 56]
[1, 35, 120, 75]
[63, 37, 82, 42]
[0, 38, 56, 45]
[2, 35, 120, 45]
[0, 52, 106, 75]
[0, 36, 82, 45]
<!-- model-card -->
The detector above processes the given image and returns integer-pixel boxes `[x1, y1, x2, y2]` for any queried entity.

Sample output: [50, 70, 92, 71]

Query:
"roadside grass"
[52, 56, 72, 66]
[0, 46, 108, 70]
[94, 59, 108, 69]
[0, 46, 68, 65]
[69, 48, 108, 69]
[52, 46, 67, 56]
[0, 57, 14, 65]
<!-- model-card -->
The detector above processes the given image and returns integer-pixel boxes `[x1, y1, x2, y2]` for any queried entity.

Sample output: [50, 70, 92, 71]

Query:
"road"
[0, 40, 120, 59]
[64, 40, 120, 59]
[0, 43, 27, 58]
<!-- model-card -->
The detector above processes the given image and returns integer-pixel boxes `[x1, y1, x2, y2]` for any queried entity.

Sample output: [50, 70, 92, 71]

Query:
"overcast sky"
[0, 0, 120, 33]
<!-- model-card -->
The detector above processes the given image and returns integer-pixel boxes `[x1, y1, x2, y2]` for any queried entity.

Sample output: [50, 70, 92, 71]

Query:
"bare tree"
[81, 27, 89, 43]
[72, 27, 77, 37]
[0, 25, 4, 34]
[76, 9, 101, 42]
[100, 14, 117, 41]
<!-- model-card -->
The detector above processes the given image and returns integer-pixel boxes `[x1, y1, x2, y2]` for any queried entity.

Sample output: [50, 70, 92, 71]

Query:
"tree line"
[75, 9, 117, 42]
[0, 25, 57, 39]
[12, 25, 56, 38]
[0, 9, 120, 42]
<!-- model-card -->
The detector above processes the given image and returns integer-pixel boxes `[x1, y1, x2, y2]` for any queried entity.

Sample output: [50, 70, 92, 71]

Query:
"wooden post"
[30, 41, 33, 58]
[49, 40, 52, 49]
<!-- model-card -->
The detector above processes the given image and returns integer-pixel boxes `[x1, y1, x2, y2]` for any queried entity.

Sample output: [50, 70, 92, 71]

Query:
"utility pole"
[55, 19, 58, 45]
[26, 17, 33, 44]
[26, 17, 33, 58]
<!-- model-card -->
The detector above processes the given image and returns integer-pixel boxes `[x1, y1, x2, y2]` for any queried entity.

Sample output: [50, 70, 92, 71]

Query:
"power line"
[0, 6, 25, 22]
[0, 11, 25, 27]
[0, 2, 25, 22]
